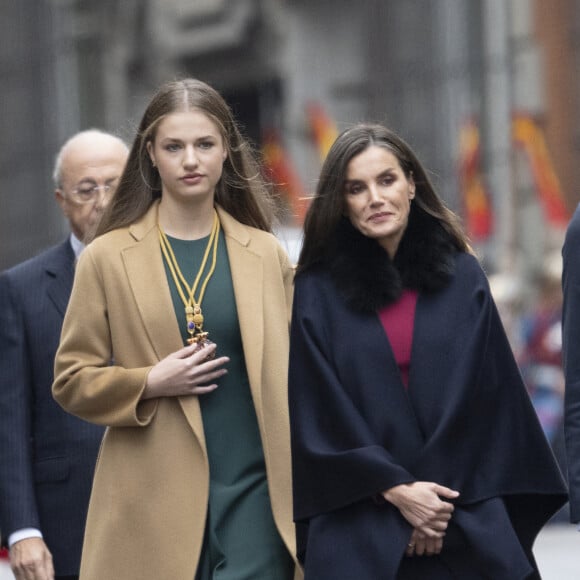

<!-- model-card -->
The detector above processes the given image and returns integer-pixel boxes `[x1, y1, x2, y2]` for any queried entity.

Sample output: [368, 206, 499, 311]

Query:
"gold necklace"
[158, 211, 220, 346]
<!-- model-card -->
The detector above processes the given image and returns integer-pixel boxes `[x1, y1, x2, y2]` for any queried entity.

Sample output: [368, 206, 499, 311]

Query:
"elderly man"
[0, 130, 129, 580]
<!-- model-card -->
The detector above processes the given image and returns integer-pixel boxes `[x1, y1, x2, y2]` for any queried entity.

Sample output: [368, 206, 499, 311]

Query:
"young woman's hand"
[382, 481, 459, 538]
[143, 342, 229, 399]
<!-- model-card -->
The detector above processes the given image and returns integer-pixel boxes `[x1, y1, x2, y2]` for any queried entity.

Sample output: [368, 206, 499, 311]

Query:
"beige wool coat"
[52, 201, 302, 580]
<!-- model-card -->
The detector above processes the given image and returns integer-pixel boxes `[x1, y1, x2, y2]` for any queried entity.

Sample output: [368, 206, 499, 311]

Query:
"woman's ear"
[146, 141, 156, 167]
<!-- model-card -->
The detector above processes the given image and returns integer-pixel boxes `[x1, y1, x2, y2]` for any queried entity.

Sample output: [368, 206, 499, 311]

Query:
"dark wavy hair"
[297, 123, 470, 273]
[95, 78, 274, 238]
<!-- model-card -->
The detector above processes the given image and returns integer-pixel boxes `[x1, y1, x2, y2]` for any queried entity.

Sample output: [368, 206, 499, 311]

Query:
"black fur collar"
[325, 207, 457, 313]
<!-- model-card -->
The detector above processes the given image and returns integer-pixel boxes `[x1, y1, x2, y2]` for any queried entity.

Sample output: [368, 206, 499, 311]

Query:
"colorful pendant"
[185, 305, 196, 342]
[184, 303, 214, 358]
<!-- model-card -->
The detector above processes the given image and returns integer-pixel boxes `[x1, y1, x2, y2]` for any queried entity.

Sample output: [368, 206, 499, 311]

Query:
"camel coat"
[53, 202, 301, 580]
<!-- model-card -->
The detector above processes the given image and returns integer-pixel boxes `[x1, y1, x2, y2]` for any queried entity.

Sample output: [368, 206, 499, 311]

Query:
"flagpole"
[481, 0, 515, 273]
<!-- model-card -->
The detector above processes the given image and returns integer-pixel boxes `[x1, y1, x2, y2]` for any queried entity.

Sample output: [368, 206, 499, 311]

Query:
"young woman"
[53, 79, 300, 580]
[288, 123, 567, 579]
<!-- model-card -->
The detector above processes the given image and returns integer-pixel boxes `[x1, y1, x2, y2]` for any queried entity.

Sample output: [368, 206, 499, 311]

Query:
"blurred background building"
[2, 0, 580, 292]
[1, 2, 578, 571]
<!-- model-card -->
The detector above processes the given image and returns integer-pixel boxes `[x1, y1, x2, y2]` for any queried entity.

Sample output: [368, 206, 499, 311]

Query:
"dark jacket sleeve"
[288, 271, 415, 521]
[0, 270, 40, 537]
[562, 205, 580, 522]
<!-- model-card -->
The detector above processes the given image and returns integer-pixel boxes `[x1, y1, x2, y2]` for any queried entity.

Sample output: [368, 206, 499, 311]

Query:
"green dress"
[162, 231, 293, 580]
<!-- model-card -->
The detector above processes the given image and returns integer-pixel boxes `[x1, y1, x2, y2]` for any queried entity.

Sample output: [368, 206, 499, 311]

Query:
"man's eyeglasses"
[67, 183, 116, 204]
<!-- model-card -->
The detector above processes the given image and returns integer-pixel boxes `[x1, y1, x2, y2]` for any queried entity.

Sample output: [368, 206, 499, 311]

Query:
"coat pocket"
[34, 456, 70, 483]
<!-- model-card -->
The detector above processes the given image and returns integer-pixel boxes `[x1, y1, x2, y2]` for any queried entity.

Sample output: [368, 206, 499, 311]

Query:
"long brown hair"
[95, 78, 275, 238]
[298, 123, 470, 273]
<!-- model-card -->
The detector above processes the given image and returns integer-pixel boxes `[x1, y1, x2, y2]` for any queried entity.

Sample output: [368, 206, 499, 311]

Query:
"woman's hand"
[382, 481, 459, 538]
[405, 528, 444, 558]
[143, 342, 229, 399]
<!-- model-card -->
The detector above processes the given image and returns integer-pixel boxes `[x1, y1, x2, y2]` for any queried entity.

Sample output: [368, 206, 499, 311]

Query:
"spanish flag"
[261, 129, 309, 224]
[458, 119, 493, 240]
[306, 102, 338, 163]
[512, 113, 570, 227]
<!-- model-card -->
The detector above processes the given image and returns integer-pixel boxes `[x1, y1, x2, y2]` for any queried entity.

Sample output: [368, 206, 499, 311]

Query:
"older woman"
[288, 123, 567, 579]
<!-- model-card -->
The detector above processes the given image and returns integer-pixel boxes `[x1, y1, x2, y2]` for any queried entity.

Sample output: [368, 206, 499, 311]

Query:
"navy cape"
[289, 252, 567, 579]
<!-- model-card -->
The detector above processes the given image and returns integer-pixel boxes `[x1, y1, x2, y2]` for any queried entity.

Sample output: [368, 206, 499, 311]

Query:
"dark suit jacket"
[289, 252, 567, 579]
[0, 239, 104, 575]
[562, 204, 580, 522]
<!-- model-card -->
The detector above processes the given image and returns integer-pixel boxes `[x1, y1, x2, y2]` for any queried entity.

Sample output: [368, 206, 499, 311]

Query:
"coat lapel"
[46, 239, 75, 316]
[123, 204, 181, 360]
[217, 207, 265, 409]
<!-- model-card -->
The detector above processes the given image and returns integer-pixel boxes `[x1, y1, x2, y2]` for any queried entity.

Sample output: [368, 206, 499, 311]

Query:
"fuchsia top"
[378, 289, 418, 388]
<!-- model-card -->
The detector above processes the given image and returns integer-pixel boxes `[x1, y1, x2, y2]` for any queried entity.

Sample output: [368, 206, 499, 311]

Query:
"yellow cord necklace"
[158, 211, 220, 346]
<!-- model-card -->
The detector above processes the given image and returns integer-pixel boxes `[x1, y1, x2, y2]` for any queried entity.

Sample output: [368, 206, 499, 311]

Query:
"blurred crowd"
[491, 252, 568, 520]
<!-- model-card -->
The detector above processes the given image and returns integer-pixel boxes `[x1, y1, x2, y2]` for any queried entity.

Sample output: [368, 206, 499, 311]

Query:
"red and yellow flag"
[512, 113, 570, 227]
[458, 119, 493, 240]
[306, 102, 338, 163]
[261, 129, 309, 224]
